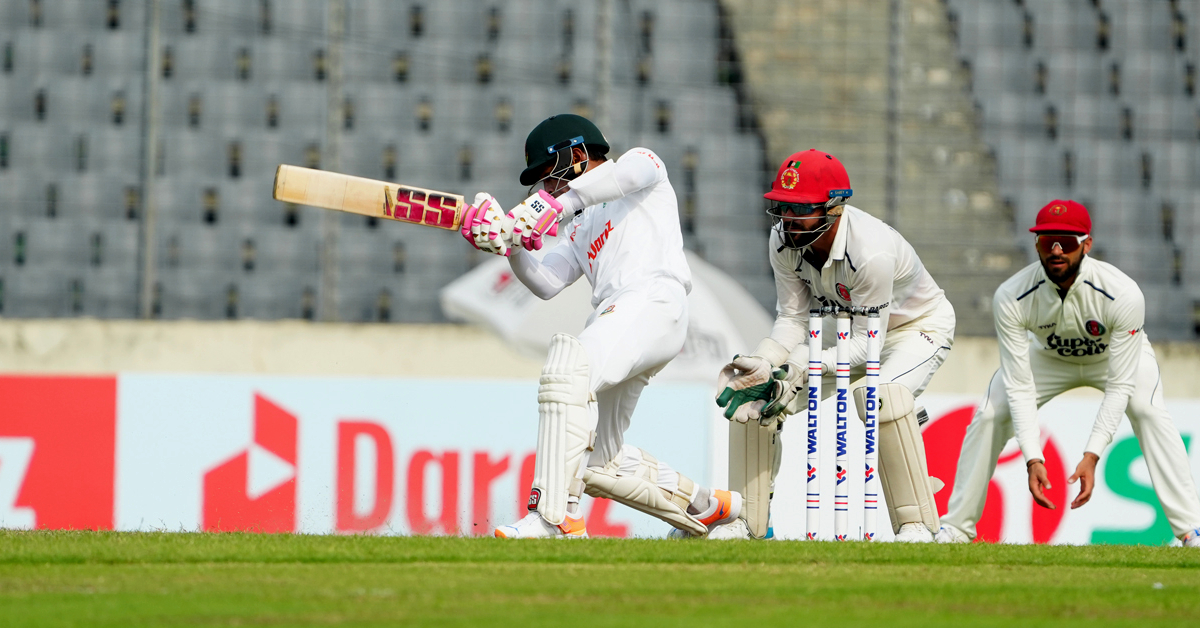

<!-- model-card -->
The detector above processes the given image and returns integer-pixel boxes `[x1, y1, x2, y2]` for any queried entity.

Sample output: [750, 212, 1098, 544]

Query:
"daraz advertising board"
[1, 374, 1197, 544]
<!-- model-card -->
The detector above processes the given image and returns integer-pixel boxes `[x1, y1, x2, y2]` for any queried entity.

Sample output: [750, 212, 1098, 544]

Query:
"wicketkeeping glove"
[715, 355, 775, 423]
[717, 384, 772, 423]
[508, 190, 563, 251]
[460, 193, 511, 256]
[761, 362, 807, 419]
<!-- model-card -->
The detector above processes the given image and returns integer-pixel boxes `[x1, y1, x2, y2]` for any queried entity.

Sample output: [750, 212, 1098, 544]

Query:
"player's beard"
[776, 216, 834, 250]
[1040, 253, 1084, 285]
[781, 226, 823, 249]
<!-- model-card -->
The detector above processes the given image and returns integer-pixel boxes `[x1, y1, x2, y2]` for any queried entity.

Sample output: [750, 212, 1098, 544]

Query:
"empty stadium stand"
[0, 0, 766, 322]
[2, 0, 1195, 339]
[947, 0, 1200, 338]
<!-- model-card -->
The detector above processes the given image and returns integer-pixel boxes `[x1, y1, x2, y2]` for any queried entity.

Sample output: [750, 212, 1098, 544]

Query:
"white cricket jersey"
[514, 147, 691, 308]
[993, 256, 1147, 461]
[768, 205, 951, 371]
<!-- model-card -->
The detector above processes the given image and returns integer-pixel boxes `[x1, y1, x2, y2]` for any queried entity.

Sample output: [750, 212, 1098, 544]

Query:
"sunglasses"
[1036, 233, 1088, 255]
[768, 202, 825, 218]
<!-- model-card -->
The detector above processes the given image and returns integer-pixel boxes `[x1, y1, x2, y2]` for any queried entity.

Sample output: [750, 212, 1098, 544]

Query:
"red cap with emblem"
[764, 149, 852, 204]
[1029, 199, 1091, 235]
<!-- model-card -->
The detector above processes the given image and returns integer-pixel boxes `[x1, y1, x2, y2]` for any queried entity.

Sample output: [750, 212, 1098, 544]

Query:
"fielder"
[717, 150, 954, 542]
[937, 200, 1200, 546]
[460, 113, 740, 538]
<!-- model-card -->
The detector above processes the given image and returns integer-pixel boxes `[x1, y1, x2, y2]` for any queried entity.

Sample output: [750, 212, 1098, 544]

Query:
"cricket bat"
[272, 164, 465, 231]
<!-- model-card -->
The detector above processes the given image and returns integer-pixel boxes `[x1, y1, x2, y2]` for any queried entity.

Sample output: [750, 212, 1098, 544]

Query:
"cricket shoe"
[706, 517, 753, 540]
[667, 489, 743, 539]
[1183, 528, 1200, 548]
[698, 489, 742, 530]
[894, 522, 934, 543]
[494, 511, 588, 539]
[935, 524, 970, 544]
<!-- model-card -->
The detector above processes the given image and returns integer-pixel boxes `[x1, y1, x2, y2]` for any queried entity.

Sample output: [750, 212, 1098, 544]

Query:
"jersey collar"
[824, 205, 853, 268]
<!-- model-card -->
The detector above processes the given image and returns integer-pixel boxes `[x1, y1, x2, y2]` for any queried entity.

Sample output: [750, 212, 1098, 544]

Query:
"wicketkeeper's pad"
[583, 445, 708, 536]
[729, 418, 779, 539]
[531, 333, 596, 526]
[853, 382, 943, 534]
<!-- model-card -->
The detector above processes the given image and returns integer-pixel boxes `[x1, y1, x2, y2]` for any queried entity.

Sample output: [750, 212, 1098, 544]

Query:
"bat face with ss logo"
[273, 164, 465, 231]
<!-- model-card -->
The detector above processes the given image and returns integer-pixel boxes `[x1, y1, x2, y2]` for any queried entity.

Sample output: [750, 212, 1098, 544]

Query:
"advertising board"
[2, 374, 1197, 544]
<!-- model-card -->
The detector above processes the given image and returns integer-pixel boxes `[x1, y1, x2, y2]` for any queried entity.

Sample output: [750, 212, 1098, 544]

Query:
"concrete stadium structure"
[0, 1, 1197, 339]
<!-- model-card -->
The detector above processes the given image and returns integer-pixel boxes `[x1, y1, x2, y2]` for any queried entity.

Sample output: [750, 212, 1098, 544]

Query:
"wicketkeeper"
[717, 150, 955, 542]
[937, 200, 1200, 546]
[461, 113, 741, 538]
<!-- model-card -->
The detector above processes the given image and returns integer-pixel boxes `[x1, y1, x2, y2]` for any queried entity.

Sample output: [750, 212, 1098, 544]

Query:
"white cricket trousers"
[941, 339, 1200, 539]
[576, 280, 690, 487]
[852, 298, 956, 396]
[781, 298, 957, 409]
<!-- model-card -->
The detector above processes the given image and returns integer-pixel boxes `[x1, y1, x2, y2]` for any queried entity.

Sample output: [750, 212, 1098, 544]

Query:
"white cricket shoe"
[894, 522, 934, 543]
[1183, 528, 1200, 548]
[706, 517, 753, 540]
[935, 524, 970, 544]
[494, 511, 588, 539]
[666, 489, 744, 539]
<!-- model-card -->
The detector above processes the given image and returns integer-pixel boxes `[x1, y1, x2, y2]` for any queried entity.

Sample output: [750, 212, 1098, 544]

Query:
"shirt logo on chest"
[1045, 333, 1108, 357]
[587, 220, 614, 270]
[1085, 320, 1106, 336]
[836, 283, 851, 301]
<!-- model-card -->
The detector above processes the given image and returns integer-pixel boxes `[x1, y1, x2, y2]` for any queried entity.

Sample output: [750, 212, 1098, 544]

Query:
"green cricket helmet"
[519, 114, 610, 186]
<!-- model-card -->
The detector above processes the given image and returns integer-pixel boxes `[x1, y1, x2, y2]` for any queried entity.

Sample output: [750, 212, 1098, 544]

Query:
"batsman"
[716, 150, 955, 542]
[461, 114, 741, 538]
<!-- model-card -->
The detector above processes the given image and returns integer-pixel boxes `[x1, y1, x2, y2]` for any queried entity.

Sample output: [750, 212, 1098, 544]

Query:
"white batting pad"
[854, 383, 941, 534]
[532, 333, 595, 526]
[729, 419, 778, 539]
[583, 445, 708, 537]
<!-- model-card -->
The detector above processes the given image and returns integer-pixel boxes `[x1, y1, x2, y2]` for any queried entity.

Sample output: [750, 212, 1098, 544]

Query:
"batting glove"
[460, 193, 511, 256]
[508, 190, 563, 251]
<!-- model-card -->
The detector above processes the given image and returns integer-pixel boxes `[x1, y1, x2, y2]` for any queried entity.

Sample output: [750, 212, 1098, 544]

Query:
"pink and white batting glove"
[508, 190, 563, 252]
[460, 192, 510, 256]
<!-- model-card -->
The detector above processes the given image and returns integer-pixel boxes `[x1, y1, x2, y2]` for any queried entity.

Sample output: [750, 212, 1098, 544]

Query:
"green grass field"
[1, 531, 1198, 627]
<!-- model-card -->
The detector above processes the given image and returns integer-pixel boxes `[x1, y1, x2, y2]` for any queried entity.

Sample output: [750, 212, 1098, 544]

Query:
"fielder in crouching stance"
[460, 113, 740, 538]
[938, 200, 1200, 546]
[717, 150, 955, 542]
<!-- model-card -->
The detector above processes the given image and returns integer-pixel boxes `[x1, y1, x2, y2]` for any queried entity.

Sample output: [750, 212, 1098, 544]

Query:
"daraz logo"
[202, 394, 298, 533]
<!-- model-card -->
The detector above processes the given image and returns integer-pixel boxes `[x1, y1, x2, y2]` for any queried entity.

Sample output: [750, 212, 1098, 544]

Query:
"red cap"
[1029, 199, 1091, 235]
[764, 149, 852, 204]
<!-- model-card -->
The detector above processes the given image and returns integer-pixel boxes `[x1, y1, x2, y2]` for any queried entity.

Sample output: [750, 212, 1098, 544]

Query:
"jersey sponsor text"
[1044, 332, 1108, 357]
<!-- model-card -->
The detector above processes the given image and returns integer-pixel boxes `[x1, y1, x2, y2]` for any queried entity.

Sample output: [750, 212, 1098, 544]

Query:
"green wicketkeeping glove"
[761, 362, 807, 418]
[717, 380, 775, 422]
[715, 354, 776, 423]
